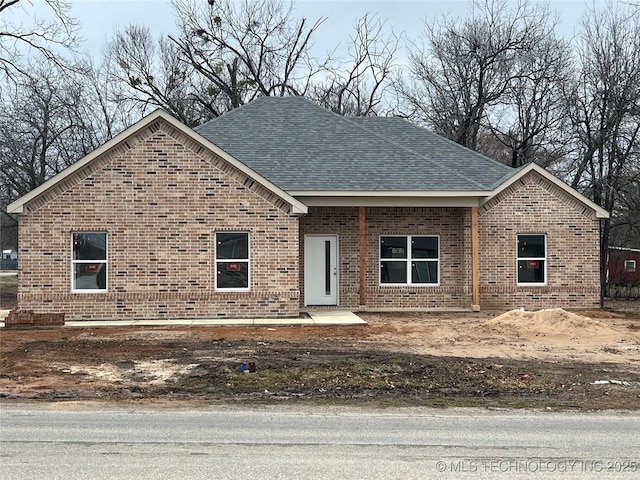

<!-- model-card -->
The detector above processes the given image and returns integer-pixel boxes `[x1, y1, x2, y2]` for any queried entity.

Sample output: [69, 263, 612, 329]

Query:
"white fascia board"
[610, 246, 640, 253]
[289, 190, 490, 197]
[297, 196, 485, 207]
[484, 163, 609, 219]
[8, 109, 307, 216]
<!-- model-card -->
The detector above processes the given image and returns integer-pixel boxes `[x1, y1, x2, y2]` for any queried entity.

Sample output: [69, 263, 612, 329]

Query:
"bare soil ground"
[1, 297, 640, 410]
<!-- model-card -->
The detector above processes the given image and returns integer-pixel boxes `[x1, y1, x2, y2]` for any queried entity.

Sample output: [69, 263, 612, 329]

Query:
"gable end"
[157, 122, 298, 215]
[10, 112, 306, 216]
[481, 170, 603, 220]
[22, 120, 161, 214]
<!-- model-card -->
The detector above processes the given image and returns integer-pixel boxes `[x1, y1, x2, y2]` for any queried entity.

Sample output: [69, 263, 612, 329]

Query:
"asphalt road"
[1, 404, 639, 479]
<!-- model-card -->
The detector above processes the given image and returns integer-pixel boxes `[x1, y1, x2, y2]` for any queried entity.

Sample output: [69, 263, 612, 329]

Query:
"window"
[380, 236, 439, 285]
[72, 232, 107, 291]
[625, 260, 637, 273]
[517, 234, 546, 285]
[215, 232, 249, 290]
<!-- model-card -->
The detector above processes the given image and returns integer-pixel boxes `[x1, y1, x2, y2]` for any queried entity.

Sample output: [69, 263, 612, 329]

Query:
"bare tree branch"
[0, 0, 78, 85]
[309, 13, 399, 116]
[562, 1, 640, 302]
[399, 0, 556, 152]
[168, 0, 325, 114]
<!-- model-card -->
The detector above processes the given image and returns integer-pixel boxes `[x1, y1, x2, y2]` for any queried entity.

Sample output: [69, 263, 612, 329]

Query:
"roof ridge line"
[398, 118, 515, 172]
[338, 114, 493, 190]
[196, 95, 288, 131]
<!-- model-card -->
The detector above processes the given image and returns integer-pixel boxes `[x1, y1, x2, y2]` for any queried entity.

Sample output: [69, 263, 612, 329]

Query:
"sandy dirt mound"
[359, 308, 640, 366]
[481, 308, 624, 338]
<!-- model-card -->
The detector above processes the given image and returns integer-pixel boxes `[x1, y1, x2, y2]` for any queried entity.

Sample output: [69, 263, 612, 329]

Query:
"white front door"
[304, 235, 338, 306]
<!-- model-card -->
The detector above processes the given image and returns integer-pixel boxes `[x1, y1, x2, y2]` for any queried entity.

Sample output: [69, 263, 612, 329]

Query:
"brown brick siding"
[300, 206, 471, 309]
[4, 309, 65, 328]
[17, 118, 602, 318]
[17, 120, 300, 320]
[301, 178, 601, 311]
[478, 172, 601, 309]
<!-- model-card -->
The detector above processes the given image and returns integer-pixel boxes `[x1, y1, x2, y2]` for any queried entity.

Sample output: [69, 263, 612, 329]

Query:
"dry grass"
[0, 273, 17, 309]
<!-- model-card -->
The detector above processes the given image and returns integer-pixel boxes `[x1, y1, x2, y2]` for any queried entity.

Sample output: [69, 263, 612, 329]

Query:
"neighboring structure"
[7, 97, 608, 321]
[607, 247, 640, 298]
[1, 249, 18, 270]
[2, 250, 17, 260]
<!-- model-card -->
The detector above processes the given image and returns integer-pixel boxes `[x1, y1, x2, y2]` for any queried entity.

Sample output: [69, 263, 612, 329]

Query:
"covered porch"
[299, 203, 481, 312]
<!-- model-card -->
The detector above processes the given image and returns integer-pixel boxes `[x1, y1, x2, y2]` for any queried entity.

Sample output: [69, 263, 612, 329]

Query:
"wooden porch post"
[359, 206, 366, 307]
[471, 206, 480, 311]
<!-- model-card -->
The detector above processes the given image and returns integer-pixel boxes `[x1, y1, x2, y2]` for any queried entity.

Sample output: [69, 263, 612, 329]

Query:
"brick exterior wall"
[16, 117, 602, 318]
[300, 177, 601, 311]
[17, 118, 300, 320]
[478, 171, 601, 309]
[300, 206, 471, 310]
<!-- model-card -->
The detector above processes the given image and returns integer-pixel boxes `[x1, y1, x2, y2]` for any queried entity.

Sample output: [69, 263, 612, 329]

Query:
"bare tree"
[564, 2, 640, 302]
[105, 0, 401, 121]
[610, 175, 640, 248]
[0, 60, 128, 248]
[105, 0, 326, 124]
[169, 0, 325, 114]
[82, 58, 142, 143]
[0, 0, 77, 84]
[0, 63, 77, 246]
[488, 32, 573, 168]
[1, 64, 84, 197]
[105, 24, 210, 127]
[400, 0, 557, 152]
[308, 14, 399, 116]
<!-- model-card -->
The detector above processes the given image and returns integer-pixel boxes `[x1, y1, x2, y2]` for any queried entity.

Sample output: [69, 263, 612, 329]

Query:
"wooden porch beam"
[471, 206, 480, 311]
[359, 206, 366, 307]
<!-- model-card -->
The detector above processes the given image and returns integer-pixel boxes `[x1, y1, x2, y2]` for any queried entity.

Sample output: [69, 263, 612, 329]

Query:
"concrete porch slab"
[0, 310, 367, 329]
[306, 310, 368, 325]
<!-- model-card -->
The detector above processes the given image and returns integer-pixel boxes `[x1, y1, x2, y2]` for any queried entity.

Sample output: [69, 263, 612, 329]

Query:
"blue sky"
[18, 0, 601, 61]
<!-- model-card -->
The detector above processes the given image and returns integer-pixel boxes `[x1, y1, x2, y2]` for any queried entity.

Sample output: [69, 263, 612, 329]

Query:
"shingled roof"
[7, 98, 608, 218]
[196, 96, 515, 192]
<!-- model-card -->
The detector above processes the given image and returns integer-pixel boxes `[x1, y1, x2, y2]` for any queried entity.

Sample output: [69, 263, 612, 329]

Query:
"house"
[2, 250, 17, 261]
[607, 247, 640, 285]
[1, 249, 18, 271]
[6, 97, 608, 321]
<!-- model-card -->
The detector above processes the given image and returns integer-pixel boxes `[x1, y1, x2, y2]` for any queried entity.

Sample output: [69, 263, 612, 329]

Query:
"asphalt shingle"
[196, 96, 515, 192]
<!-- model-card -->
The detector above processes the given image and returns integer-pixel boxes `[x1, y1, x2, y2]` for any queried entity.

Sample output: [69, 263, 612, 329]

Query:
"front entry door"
[304, 235, 338, 306]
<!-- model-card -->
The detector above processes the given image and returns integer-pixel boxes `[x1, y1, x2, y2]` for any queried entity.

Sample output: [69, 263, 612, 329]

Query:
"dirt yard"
[1, 300, 639, 410]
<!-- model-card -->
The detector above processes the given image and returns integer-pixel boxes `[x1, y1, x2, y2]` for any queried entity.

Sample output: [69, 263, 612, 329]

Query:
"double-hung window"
[380, 236, 439, 285]
[215, 232, 250, 290]
[72, 232, 107, 291]
[624, 260, 636, 273]
[517, 234, 546, 285]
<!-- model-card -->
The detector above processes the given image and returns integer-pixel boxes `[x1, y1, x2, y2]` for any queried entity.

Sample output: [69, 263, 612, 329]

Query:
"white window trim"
[215, 231, 250, 292]
[71, 232, 108, 293]
[624, 260, 636, 273]
[379, 235, 440, 286]
[516, 234, 547, 286]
